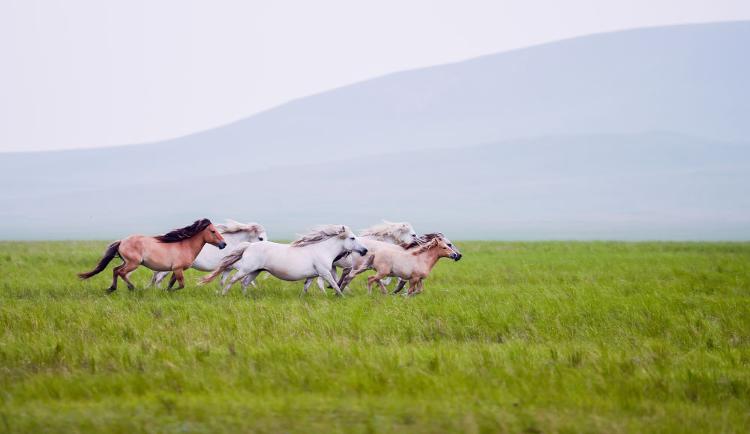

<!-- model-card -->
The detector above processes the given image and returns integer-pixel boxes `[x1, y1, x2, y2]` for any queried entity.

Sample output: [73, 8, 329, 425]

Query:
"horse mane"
[410, 237, 442, 255]
[359, 220, 412, 241]
[402, 232, 444, 250]
[155, 218, 212, 243]
[215, 219, 264, 236]
[291, 225, 349, 247]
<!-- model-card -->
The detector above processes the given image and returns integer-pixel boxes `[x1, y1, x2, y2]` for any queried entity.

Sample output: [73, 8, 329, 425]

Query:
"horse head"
[339, 226, 368, 256]
[201, 221, 227, 249]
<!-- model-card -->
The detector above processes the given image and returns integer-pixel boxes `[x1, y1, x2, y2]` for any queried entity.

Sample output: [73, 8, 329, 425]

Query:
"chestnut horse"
[78, 218, 227, 292]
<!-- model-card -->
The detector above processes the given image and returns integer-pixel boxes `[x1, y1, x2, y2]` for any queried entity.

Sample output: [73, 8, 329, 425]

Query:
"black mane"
[155, 218, 212, 243]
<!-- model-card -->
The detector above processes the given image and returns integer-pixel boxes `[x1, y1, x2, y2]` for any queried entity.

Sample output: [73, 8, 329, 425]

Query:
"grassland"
[1, 241, 749, 433]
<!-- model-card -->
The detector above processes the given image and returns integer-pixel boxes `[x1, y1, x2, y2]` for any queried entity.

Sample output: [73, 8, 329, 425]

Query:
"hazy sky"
[1, 0, 749, 152]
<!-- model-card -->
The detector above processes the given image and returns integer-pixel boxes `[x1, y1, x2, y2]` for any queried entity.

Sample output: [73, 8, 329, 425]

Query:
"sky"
[1, 0, 749, 152]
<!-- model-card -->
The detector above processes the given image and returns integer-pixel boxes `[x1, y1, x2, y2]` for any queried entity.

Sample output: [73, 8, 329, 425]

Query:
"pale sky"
[1, 0, 749, 152]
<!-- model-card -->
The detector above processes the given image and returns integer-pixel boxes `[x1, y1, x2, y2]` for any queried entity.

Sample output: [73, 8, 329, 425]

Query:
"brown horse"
[78, 218, 227, 292]
[349, 237, 459, 296]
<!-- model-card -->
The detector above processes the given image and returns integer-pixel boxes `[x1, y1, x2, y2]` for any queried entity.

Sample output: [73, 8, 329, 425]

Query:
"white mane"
[215, 219, 264, 236]
[291, 225, 349, 247]
[359, 220, 413, 241]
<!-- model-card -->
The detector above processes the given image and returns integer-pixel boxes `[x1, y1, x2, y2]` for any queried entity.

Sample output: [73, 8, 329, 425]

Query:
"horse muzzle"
[451, 253, 462, 261]
[357, 248, 368, 256]
[217, 241, 227, 249]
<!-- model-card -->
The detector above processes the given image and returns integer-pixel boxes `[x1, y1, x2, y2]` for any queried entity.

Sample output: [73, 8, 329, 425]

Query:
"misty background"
[1, 4, 749, 240]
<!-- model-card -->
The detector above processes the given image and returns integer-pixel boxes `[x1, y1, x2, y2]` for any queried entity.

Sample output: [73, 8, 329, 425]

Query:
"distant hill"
[1, 22, 749, 239]
[3, 133, 748, 240]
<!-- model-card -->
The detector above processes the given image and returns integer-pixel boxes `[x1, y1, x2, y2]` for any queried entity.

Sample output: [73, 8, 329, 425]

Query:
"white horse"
[150, 219, 267, 287]
[200, 225, 368, 296]
[317, 221, 417, 290]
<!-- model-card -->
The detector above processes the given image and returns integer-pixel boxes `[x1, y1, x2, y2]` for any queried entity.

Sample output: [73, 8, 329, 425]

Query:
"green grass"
[1, 241, 749, 433]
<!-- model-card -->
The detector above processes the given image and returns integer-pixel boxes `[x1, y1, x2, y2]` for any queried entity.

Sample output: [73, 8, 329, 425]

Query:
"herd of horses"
[78, 218, 462, 297]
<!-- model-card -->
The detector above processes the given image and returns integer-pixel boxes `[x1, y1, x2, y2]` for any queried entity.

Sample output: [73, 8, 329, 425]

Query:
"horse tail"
[199, 242, 250, 284]
[78, 241, 121, 279]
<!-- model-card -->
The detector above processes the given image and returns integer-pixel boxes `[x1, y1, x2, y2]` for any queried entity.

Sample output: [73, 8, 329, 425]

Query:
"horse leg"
[107, 263, 125, 293]
[416, 279, 425, 295]
[240, 271, 260, 296]
[316, 277, 326, 293]
[393, 279, 407, 294]
[317, 268, 344, 296]
[222, 270, 249, 296]
[166, 272, 177, 290]
[327, 266, 338, 289]
[407, 278, 421, 296]
[382, 277, 392, 286]
[172, 269, 186, 290]
[117, 260, 139, 291]
[301, 278, 314, 295]
[366, 275, 377, 295]
[340, 266, 366, 292]
[408, 279, 424, 296]
[220, 270, 232, 287]
[377, 278, 388, 295]
[337, 267, 352, 288]
[156, 271, 169, 287]
[150, 271, 166, 288]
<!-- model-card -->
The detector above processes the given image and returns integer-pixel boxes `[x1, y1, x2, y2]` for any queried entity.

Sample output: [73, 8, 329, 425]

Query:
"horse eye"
[448, 243, 452, 247]
[259, 237, 264, 241]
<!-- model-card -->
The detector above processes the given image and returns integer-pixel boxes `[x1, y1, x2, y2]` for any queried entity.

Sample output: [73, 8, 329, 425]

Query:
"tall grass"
[1, 241, 749, 433]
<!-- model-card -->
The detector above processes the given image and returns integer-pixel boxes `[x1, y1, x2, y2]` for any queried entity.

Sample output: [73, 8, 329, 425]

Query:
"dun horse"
[149, 219, 266, 288]
[338, 235, 461, 296]
[325, 221, 417, 291]
[370, 237, 458, 296]
[78, 218, 227, 292]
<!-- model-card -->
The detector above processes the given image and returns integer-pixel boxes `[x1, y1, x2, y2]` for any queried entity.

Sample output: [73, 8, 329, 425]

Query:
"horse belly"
[267, 270, 304, 281]
[141, 257, 173, 272]
[265, 259, 315, 281]
[390, 263, 412, 280]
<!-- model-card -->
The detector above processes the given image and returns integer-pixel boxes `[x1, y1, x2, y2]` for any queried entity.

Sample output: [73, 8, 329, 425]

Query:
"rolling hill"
[2, 133, 748, 240]
[1, 22, 749, 239]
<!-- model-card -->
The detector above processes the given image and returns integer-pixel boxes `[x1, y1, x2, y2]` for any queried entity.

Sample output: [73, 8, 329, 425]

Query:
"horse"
[149, 219, 266, 288]
[393, 233, 462, 294]
[78, 218, 227, 292]
[200, 225, 368, 296]
[357, 237, 459, 296]
[337, 232, 462, 292]
[319, 221, 417, 291]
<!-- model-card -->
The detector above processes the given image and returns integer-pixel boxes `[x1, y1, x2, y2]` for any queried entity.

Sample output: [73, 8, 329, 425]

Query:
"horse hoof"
[105, 287, 116, 293]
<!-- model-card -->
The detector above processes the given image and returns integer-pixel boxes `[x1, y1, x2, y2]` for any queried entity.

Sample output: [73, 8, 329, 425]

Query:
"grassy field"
[1, 241, 749, 433]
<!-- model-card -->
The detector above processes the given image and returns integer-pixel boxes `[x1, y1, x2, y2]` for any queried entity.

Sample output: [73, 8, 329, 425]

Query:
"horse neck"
[182, 234, 207, 258]
[313, 237, 347, 261]
[414, 246, 442, 272]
